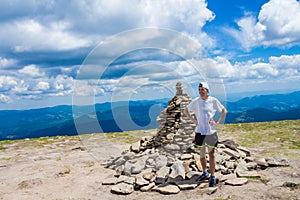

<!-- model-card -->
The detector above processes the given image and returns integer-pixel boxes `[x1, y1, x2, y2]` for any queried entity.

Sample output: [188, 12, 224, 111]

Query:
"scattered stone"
[168, 161, 185, 182]
[111, 182, 134, 195]
[140, 182, 156, 192]
[219, 173, 236, 182]
[225, 178, 248, 186]
[154, 183, 180, 194]
[175, 180, 198, 190]
[205, 187, 218, 195]
[135, 176, 149, 187]
[237, 146, 251, 156]
[180, 154, 193, 160]
[246, 162, 257, 170]
[221, 139, 239, 150]
[235, 164, 260, 178]
[223, 149, 240, 159]
[291, 172, 300, 178]
[102, 176, 118, 185]
[130, 141, 140, 153]
[17, 178, 43, 189]
[71, 146, 86, 151]
[143, 171, 156, 181]
[154, 166, 169, 184]
[255, 158, 268, 167]
[282, 182, 298, 188]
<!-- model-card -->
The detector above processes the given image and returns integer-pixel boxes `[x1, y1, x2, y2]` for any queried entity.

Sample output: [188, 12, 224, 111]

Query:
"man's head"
[198, 82, 209, 93]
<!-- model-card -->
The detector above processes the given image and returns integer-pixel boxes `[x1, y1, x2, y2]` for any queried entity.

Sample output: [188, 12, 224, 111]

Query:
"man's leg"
[207, 146, 215, 176]
[200, 146, 207, 172]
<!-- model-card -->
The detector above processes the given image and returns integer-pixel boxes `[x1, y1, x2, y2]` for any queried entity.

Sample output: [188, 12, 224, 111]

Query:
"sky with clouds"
[0, 0, 299, 110]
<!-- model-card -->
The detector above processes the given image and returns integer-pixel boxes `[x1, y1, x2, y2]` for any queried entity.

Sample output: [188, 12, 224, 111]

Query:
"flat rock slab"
[154, 183, 180, 194]
[205, 187, 218, 195]
[111, 182, 134, 195]
[225, 178, 248, 186]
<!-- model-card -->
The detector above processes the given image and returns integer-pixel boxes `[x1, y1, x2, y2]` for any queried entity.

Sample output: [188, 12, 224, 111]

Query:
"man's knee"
[208, 149, 215, 157]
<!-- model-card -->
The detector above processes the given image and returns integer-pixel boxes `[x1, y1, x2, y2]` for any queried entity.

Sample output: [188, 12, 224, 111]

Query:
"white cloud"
[0, 19, 91, 52]
[0, 94, 12, 104]
[0, 57, 17, 68]
[0, 76, 18, 90]
[34, 81, 50, 91]
[226, 0, 300, 50]
[18, 64, 45, 77]
[212, 54, 300, 81]
[0, 0, 215, 53]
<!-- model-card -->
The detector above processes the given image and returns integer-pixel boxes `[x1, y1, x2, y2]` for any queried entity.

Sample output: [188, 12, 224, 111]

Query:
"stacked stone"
[102, 82, 289, 195]
[139, 82, 196, 154]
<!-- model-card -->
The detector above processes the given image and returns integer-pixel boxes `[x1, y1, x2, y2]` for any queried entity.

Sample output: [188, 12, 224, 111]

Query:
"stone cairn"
[102, 82, 289, 195]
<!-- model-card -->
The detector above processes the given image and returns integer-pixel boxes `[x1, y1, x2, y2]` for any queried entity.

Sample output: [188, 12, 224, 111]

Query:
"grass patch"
[0, 145, 6, 150]
[103, 129, 155, 144]
[289, 141, 300, 149]
[219, 120, 300, 152]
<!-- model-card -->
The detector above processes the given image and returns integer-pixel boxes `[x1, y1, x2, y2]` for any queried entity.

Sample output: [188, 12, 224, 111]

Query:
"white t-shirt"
[187, 96, 224, 135]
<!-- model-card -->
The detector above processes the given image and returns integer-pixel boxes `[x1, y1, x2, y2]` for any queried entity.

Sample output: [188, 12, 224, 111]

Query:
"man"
[184, 82, 227, 187]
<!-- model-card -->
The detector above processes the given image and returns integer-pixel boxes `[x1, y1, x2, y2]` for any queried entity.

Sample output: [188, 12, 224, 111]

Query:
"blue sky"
[0, 0, 299, 110]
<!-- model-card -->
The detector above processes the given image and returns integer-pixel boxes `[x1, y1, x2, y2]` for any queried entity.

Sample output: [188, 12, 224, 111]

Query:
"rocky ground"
[0, 120, 299, 200]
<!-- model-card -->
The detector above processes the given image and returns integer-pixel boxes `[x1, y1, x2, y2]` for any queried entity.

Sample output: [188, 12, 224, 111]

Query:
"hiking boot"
[209, 177, 217, 187]
[196, 172, 210, 183]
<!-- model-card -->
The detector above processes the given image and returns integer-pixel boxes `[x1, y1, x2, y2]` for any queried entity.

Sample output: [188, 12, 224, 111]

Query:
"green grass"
[103, 129, 155, 144]
[1, 120, 299, 156]
[219, 120, 300, 151]
[0, 145, 6, 150]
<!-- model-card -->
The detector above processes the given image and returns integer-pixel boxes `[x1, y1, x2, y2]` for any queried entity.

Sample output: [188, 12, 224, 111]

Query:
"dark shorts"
[195, 132, 218, 148]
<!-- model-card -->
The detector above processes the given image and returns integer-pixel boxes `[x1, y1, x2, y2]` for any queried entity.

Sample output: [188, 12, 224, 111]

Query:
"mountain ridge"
[0, 91, 299, 140]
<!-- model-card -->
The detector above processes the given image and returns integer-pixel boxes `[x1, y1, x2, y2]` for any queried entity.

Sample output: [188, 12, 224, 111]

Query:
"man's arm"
[184, 107, 198, 125]
[210, 107, 227, 125]
[217, 107, 227, 124]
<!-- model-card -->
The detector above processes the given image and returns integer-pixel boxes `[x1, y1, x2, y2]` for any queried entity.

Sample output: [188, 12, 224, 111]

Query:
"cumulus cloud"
[0, 19, 91, 52]
[34, 81, 50, 91]
[0, 57, 17, 68]
[0, 76, 18, 90]
[0, 94, 12, 104]
[226, 0, 300, 50]
[212, 54, 300, 81]
[0, 0, 215, 53]
[18, 64, 45, 77]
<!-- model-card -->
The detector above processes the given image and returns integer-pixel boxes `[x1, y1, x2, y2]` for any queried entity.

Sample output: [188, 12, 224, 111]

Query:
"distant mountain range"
[0, 91, 299, 140]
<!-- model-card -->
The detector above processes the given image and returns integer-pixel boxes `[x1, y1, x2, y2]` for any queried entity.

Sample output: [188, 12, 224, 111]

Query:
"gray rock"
[223, 149, 240, 159]
[282, 182, 298, 188]
[225, 178, 248, 186]
[131, 156, 147, 174]
[205, 187, 218, 195]
[180, 153, 193, 160]
[111, 182, 134, 195]
[154, 155, 168, 170]
[237, 146, 251, 156]
[221, 139, 239, 150]
[246, 162, 257, 170]
[140, 182, 156, 192]
[168, 161, 186, 182]
[265, 157, 289, 167]
[186, 171, 202, 181]
[135, 176, 149, 187]
[235, 163, 260, 178]
[225, 161, 236, 169]
[102, 176, 118, 185]
[175, 180, 198, 190]
[155, 166, 170, 184]
[154, 183, 180, 194]
[255, 158, 268, 167]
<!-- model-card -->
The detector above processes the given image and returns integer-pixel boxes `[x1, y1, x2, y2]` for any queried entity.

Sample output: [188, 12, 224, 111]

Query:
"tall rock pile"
[138, 82, 196, 155]
[102, 82, 289, 195]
